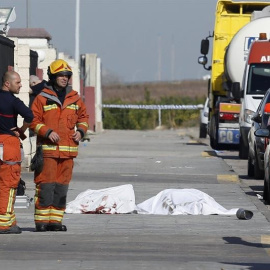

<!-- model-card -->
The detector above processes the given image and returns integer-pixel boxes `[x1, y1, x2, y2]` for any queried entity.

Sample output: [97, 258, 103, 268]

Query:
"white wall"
[84, 53, 103, 133]
[96, 58, 103, 133]
[36, 47, 57, 81]
[13, 37, 57, 81]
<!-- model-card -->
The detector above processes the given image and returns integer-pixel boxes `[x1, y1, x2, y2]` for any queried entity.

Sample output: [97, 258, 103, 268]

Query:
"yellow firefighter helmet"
[47, 59, 73, 79]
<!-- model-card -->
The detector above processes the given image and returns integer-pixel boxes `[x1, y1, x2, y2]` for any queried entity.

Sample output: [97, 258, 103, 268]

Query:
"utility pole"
[75, 0, 80, 63]
[158, 34, 161, 81]
[26, 0, 30, 28]
[171, 35, 175, 81]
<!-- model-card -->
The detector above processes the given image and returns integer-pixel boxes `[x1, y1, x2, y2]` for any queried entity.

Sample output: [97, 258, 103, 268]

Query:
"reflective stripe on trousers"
[34, 183, 68, 224]
[0, 188, 17, 229]
[34, 158, 73, 225]
[0, 135, 21, 230]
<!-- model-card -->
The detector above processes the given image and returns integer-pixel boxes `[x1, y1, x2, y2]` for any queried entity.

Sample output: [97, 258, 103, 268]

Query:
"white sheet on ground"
[66, 185, 239, 216]
[65, 184, 135, 214]
[135, 188, 239, 215]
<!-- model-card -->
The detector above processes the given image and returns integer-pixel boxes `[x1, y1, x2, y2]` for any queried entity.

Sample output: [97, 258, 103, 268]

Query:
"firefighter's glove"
[30, 145, 44, 175]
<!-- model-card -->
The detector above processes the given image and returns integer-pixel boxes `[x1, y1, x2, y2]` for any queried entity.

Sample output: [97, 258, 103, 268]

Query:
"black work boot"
[48, 223, 67, 232]
[35, 223, 48, 232]
[0, 225, 22, 234]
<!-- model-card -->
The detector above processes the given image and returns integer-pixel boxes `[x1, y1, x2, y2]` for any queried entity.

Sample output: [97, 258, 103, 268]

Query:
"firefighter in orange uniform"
[0, 71, 33, 234]
[30, 59, 89, 232]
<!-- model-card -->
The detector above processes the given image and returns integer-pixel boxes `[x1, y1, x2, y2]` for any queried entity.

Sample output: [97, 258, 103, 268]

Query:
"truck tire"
[263, 178, 270, 204]
[210, 115, 221, 150]
[239, 136, 248, 159]
[199, 124, 207, 138]
[210, 136, 215, 149]
[247, 155, 254, 177]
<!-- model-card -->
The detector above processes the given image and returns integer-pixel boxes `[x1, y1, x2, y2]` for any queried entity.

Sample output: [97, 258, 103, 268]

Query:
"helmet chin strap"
[53, 82, 67, 92]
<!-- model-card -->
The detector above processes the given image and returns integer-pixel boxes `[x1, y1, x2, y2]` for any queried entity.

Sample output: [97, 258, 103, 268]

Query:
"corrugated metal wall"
[30, 50, 38, 75]
[0, 35, 14, 86]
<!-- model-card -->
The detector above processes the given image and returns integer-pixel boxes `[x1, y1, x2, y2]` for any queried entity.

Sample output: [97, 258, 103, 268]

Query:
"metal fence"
[102, 104, 203, 126]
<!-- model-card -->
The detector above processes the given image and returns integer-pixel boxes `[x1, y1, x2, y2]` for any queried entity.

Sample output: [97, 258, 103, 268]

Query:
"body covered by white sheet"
[65, 184, 135, 214]
[135, 188, 239, 216]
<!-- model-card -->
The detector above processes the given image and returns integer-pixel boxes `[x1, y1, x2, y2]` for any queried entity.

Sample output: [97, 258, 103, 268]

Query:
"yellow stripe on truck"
[219, 103, 241, 113]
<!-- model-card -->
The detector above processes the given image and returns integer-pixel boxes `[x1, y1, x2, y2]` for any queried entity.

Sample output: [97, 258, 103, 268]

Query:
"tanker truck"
[198, 0, 270, 153]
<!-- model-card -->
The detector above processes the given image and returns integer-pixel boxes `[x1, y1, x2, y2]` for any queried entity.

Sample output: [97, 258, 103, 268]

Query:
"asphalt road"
[3, 128, 270, 270]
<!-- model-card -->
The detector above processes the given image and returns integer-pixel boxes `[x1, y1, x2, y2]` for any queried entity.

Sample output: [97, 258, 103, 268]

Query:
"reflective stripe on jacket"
[30, 87, 89, 158]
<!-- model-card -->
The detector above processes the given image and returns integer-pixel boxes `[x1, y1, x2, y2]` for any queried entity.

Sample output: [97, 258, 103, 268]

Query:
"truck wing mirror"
[231, 82, 241, 100]
[200, 39, 209, 55]
[198, 56, 208, 65]
[254, 128, 270, 138]
[252, 112, 262, 123]
[198, 56, 211, 71]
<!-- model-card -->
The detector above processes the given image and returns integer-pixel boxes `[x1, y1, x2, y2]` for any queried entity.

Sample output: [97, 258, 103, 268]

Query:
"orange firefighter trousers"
[34, 157, 73, 225]
[0, 135, 21, 230]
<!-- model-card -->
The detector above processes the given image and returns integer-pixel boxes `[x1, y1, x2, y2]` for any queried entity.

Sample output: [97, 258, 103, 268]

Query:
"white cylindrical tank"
[225, 17, 270, 87]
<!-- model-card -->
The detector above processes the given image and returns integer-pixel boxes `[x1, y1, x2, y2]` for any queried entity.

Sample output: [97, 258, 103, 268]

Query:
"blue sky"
[1, 0, 216, 82]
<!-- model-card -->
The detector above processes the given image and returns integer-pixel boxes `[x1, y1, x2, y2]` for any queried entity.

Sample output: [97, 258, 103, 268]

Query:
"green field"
[102, 80, 208, 130]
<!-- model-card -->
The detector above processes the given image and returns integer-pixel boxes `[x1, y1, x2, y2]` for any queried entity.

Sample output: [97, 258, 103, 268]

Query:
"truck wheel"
[210, 134, 220, 150]
[210, 136, 215, 149]
[199, 124, 207, 138]
[212, 138, 221, 150]
[247, 155, 254, 177]
[239, 136, 248, 159]
[210, 115, 221, 150]
[263, 178, 270, 204]
[254, 150, 264, 180]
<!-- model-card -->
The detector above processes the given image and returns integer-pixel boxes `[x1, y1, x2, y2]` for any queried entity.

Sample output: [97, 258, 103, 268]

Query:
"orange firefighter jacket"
[30, 86, 89, 158]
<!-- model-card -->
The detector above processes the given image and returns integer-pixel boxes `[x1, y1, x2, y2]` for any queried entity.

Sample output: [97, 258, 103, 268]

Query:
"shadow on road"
[221, 155, 241, 160]
[223, 237, 270, 269]
[249, 185, 264, 192]
[185, 142, 209, 146]
[21, 227, 35, 232]
[223, 236, 269, 248]
[223, 262, 270, 270]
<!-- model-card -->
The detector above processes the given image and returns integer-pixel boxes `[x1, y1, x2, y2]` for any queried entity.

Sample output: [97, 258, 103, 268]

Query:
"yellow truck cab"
[198, 0, 270, 151]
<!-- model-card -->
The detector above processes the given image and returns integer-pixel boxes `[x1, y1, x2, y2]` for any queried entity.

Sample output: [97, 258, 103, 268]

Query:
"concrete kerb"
[239, 180, 270, 223]
[179, 126, 270, 223]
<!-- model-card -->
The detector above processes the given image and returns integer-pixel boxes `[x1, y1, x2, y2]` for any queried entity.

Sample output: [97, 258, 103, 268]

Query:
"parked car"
[199, 97, 209, 138]
[254, 127, 270, 203]
[247, 89, 270, 179]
